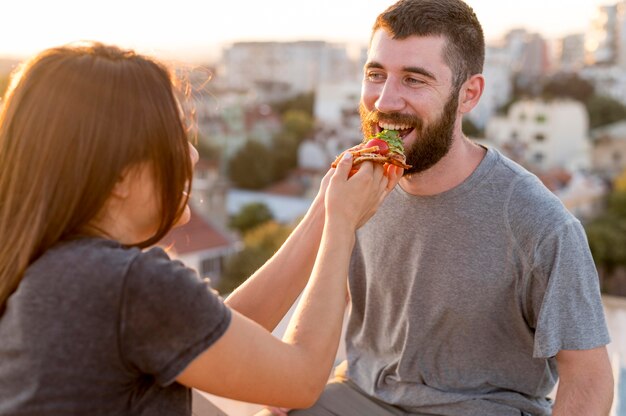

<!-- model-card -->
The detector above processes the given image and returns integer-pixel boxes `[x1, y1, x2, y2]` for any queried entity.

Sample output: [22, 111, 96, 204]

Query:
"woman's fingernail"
[342, 152, 352, 160]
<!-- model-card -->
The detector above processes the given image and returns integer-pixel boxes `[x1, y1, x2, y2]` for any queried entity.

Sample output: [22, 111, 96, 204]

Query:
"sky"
[0, 0, 607, 63]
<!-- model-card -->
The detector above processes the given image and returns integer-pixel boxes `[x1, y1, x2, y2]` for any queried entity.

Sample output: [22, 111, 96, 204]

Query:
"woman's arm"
[225, 164, 401, 332]
[223, 174, 328, 332]
[177, 157, 396, 407]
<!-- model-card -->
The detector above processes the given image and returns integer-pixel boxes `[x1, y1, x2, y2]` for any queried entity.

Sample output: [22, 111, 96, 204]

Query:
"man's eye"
[366, 72, 385, 82]
[405, 77, 424, 86]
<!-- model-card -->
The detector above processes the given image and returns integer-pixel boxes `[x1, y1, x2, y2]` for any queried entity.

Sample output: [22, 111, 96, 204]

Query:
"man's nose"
[375, 80, 405, 113]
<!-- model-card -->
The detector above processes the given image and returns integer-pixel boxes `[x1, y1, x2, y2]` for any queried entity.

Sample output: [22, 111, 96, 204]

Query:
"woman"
[0, 43, 401, 415]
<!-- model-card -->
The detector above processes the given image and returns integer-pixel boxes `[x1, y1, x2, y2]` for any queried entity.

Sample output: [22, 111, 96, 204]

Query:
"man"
[263, 0, 613, 415]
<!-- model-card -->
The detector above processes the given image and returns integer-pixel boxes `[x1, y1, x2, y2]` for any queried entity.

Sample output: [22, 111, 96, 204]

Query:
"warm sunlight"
[0, 0, 605, 62]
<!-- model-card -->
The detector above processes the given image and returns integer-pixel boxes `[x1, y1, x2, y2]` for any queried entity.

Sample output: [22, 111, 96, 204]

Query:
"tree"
[586, 95, 626, 130]
[194, 133, 221, 163]
[217, 221, 293, 294]
[269, 109, 315, 181]
[271, 92, 315, 117]
[542, 74, 594, 102]
[271, 131, 299, 181]
[615, 169, 626, 192]
[282, 110, 314, 142]
[585, 191, 626, 284]
[229, 202, 274, 233]
[586, 217, 626, 277]
[228, 141, 275, 189]
[462, 118, 482, 137]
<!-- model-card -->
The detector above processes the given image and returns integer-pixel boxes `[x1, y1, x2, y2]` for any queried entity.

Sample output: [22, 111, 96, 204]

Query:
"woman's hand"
[325, 153, 402, 230]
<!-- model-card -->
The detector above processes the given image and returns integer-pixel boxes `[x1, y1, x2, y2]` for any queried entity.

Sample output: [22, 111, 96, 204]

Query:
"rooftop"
[159, 209, 234, 255]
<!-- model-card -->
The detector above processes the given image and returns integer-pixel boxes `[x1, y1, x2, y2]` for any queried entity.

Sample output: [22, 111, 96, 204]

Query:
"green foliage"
[586, 216, 626, 275]
[496, 98, 515, 116]
[229, 202, 274, 233]
[462, 118, 483, 137]
[217, 221, 294, 294]
[586, 95, 626, 130]
[282, 110, 314, 142]
[607, 191, 626, 219]
[227, 110, 314, 188]
[194, 134, 221, 163]
[542, 74, 595, 102]
[271, 131, 300, 181]
[271, 92, 315, 117]
[228, 141, 275, 189]
[586, 191, 626, 277]
[499, 76, 626, 131]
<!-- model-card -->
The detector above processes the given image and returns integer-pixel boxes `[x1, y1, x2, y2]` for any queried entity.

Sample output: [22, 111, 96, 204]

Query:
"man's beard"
[359, 90, 459, 175]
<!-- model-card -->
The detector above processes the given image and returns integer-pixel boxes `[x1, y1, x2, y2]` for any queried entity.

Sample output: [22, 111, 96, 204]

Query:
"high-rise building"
[219, 41, 357, 97]
[467, 45, 513, 129]
[586, 4, 618, 66]
[557, 34, 586, 72]
[501, 28, 550, 92]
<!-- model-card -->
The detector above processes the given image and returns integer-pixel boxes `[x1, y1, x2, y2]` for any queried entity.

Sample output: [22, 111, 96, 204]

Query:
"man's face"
[360, 30, 460, 175]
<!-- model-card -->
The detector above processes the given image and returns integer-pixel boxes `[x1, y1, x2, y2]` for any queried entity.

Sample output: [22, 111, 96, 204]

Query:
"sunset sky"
[0, 0, 607, 62]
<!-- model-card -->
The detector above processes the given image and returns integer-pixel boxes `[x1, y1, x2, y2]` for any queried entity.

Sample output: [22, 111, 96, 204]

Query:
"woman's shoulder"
[38, 237, 142, 271]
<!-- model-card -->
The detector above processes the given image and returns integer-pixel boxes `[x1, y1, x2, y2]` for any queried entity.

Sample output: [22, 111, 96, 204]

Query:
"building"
[314, 81, 361, 130]
[503, 29, 550, 77]
[227, 189, 314, 224]
[158, 208, 240, 288]
[467, 45, 513, 129]
[587, 4, 619, 66]
[219, 41, 357, 95]
[581, 65, 626, 106]
[557, 34, 587, 72]
[193, 90, 282, 162]
[538, 169, 607, 220]
[485, 99, 591, 172]
[591, 120, 626, 180]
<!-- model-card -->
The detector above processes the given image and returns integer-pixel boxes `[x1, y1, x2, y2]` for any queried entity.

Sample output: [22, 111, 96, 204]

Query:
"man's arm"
[552, 346, 614, 416]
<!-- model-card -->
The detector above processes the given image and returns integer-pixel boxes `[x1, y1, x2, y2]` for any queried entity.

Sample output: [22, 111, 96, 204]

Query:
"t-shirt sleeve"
[119, 247, 231, 386]
[529, 219, 610, 358]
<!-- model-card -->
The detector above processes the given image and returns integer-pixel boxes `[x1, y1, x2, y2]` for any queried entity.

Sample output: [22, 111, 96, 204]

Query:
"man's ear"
[458, 74, 485, 114]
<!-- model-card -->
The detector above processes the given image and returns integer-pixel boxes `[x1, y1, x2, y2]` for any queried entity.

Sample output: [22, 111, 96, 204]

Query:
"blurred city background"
[2, 0, 626, 414]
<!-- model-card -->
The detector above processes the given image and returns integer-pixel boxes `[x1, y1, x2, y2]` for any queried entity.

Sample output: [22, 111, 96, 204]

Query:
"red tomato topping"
[365, 138, 389, 155]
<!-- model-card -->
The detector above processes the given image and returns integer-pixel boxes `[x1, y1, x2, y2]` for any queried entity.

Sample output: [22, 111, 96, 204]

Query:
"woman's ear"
[110, 167, 135, 200]
[458, 74, 485, 114]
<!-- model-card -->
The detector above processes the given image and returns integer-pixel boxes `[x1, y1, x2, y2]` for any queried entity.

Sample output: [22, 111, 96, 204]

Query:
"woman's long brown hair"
[0, 43, 192, 309]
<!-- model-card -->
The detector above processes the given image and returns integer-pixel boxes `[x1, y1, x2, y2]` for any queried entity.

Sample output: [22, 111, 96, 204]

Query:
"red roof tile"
[159, 209, 234, 255]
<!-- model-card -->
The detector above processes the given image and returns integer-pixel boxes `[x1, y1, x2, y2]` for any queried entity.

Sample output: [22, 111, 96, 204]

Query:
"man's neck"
[399, 134, 487, 196]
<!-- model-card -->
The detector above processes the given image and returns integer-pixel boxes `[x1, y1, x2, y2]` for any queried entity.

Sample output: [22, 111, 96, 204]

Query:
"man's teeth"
[379, 123, 410, 131]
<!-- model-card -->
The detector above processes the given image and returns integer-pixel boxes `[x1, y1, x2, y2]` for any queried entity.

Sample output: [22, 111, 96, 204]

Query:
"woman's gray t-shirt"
[0, 237, 231, 415]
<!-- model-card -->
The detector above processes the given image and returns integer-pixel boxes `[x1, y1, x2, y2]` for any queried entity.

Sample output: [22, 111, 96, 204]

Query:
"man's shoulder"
[489, 151, 579, 249]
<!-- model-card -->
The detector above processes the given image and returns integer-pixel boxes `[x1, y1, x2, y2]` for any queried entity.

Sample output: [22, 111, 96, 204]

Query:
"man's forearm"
[552, 369, 613, 416]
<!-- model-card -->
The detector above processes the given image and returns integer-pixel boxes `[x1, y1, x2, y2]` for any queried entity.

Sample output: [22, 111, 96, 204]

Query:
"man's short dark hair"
[373, 0, 485, 89]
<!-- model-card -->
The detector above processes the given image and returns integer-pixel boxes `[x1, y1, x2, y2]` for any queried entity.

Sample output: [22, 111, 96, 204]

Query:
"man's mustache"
[360, 108, 423, 130]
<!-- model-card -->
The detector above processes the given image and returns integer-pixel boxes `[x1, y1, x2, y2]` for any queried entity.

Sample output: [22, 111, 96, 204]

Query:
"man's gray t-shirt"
[0, 237, 231, 415]
[346, 147, 610, 416]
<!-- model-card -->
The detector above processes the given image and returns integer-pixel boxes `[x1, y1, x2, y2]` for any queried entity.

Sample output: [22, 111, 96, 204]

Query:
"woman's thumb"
[335, 151, 353, 178]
